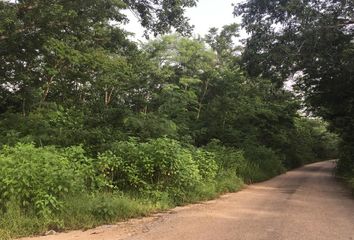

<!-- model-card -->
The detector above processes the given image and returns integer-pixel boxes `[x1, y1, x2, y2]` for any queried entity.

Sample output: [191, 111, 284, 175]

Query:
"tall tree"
[0, 0, 197, 114]
[235, 0, 354, 169]
[205, 23, 241, 65]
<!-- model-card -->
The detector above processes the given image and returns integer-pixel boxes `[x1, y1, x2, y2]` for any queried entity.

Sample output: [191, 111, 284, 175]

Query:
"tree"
[235, 0, 354, 171]
[0, 0, 197, 115]
[205, 23, 242, 65]
[142, 35, 217, 139]
[124, 0, 197, 37]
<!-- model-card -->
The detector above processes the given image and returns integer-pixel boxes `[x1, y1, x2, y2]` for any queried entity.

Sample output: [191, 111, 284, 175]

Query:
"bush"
[0, 144, 88, 216]
[98, 138, 203, 203]
[191, 148, 218, 181]
[206, 142, 279, 183]
[243, 145, 285, 182]
[205, 140, 251, 180]
[0, 105, 85, 148]
[0, 139, 288, 238]
[206, 142, 285, 183]
[215, 170, 244, 193]
[336, 143, 354, 194]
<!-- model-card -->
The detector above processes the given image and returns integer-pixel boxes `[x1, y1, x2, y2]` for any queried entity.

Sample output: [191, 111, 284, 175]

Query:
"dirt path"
[21, 160, 354, 240]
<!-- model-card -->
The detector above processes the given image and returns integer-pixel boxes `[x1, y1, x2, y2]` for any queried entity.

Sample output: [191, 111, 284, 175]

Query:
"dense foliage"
[0, 0, 339, 238]
[235, 0, 353, 188]
[0, 144, 89, 216]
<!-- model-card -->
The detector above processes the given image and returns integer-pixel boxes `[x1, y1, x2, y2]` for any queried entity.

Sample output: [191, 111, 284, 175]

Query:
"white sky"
[186, 0, 241, 37]
[124, 0, 244, 41]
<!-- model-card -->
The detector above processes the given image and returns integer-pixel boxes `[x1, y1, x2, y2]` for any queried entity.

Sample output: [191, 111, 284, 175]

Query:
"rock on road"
[21, 160, 354, 240]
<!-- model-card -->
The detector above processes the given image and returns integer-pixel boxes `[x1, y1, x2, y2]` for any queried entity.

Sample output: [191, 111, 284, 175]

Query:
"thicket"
[0, 119, 337, 238]
[0, 140, 257, 237]
[0, 1, 339, 238]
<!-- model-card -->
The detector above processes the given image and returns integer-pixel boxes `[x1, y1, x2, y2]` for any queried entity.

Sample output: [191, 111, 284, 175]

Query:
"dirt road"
[22, 160, 354, 240]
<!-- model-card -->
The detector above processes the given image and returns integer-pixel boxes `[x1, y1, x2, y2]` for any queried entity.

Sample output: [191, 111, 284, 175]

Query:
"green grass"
[0, 193, 161, 239]
[0, 173, 244, 239]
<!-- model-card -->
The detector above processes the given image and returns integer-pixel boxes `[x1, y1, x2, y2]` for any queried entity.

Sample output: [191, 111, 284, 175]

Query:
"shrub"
[0, 105, 85, 148]
[205, 140, 248, 177]
[215, 170, 244, 193]
[98, 138, 203, 202]
[59, 145, 107, 190]
[0, 144, 88, 216]
[191, 148, 218, 181]
[206, 141, 284, 183]
[336, 144, 354, 194]
[243, 145, 285, 182]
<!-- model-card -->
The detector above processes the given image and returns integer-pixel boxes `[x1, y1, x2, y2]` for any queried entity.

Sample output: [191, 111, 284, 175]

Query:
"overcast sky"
[186, 0, 241, 37]
[124, 0, 243, 41]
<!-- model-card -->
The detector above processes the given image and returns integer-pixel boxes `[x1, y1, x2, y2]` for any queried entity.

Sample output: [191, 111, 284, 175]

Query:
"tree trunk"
[196, 79, 210, 120]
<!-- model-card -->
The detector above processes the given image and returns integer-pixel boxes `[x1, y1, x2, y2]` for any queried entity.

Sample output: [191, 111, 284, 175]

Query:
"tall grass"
[0, 178, 243, 239]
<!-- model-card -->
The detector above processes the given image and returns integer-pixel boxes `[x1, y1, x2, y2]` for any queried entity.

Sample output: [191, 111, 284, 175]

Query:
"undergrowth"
[0, 139, 282, 239]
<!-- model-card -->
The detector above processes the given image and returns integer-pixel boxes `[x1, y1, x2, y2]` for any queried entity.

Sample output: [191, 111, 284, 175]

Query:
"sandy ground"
[20, 160, 354, 240]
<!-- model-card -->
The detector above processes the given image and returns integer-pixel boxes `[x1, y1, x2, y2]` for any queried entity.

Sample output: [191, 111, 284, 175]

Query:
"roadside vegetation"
[0, 0, 344, 238]
[234, 0, 354, 193]
[0, 131, 336, 238]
